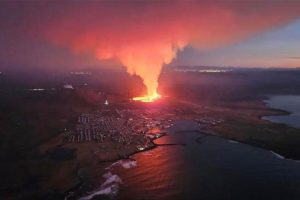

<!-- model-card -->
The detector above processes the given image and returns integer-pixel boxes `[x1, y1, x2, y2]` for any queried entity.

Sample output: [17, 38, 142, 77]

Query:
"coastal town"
[63, 101, 175, 151]
[61, 98, 227, 153]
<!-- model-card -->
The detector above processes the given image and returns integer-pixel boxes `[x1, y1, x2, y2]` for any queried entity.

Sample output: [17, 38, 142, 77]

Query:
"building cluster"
[64, 107, 173, 147]
[194, 117, 224, 128]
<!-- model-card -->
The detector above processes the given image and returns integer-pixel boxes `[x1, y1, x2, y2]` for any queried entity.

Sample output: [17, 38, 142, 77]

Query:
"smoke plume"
[32, 1, 300, 96]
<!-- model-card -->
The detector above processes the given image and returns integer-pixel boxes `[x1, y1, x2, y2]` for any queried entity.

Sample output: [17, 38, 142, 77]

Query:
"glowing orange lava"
[133, 92, 161, 103]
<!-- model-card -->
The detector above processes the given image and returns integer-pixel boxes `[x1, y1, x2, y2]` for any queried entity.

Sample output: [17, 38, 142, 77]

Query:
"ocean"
[263, 95, 300, 128]
[102, 120, 300, 200]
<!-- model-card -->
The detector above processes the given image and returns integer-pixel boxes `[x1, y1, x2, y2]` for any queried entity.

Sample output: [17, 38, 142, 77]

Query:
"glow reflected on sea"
[114, 120, 300, 200]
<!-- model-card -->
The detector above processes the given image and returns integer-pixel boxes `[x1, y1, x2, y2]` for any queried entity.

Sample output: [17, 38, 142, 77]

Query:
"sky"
[1, 1, 300, 95]
[1, 0, 300, 70]
[173, 19, 300, 68]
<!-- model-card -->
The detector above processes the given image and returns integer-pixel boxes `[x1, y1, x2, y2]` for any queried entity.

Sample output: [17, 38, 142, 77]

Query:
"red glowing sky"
[1, 1, 300, 95]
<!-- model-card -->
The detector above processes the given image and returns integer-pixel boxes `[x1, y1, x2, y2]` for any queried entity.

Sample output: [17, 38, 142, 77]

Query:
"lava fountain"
[133, 92, 161, 103]
[34, 1, 300, 104]
[118, 42, 183, 103]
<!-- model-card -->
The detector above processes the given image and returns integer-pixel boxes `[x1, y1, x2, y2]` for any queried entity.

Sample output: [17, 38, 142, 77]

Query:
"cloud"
[287, 57, 300, 60]
[2, 1, 300, 95]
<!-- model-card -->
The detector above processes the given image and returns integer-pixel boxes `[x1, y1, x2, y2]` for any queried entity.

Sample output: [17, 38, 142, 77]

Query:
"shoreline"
[178, 127, 300, 163]
[259, 95, 291, 120]
[97, 131, 168, 164]
[260, 95, 300, 130]
[182, 129, 300, 164]
[70, 118, 300, 199]
[64, 132, 168, 199]
[66, 95, 300, 199]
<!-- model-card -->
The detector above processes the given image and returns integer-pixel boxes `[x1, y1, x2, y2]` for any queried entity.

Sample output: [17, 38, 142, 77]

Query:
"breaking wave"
[106, 159, 137, 170]
[228, 140, 239, 144]
[270, 151, 285, 159]
[79, 159, 137, 199]
[78, 173, 121, 199]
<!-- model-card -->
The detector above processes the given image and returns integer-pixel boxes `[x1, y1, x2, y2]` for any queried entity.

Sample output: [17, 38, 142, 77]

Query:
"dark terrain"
[0, 66, 300, 199]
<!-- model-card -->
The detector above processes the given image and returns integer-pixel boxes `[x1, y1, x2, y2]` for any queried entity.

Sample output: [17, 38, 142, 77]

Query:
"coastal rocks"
[106, 159, 138, 170]
[79, 159, 137, 199]
[79, 172, 122, 200]
[119, 160, 137, 169]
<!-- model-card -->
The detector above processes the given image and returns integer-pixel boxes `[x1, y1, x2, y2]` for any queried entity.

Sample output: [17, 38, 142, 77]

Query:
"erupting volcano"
[133, 93, 161, 103]
[119, 41, 182, 102]
[32, 1, 300, 102]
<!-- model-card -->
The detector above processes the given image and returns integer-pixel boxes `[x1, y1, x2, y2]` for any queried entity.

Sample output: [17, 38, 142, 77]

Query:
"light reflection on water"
[114, 120, 300, 200]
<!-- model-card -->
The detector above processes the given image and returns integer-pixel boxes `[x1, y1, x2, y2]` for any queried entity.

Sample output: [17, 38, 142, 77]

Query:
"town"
[63, 102, 174, 151]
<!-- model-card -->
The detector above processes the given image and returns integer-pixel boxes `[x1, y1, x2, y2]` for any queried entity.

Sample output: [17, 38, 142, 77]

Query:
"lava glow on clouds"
[2, 1, 300, 98]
